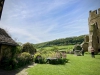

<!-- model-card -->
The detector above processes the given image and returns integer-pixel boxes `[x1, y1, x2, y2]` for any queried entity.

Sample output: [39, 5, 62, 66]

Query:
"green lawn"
[27, 54, 100, 75]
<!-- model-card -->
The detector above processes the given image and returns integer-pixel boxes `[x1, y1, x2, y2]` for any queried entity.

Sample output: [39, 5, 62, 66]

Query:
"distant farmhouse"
[0, 28, 18, 62]
[82, 8, 100, 53]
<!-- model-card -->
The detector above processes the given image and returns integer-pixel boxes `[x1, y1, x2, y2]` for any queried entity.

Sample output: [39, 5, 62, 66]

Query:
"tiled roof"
[0, 28, 18, 46]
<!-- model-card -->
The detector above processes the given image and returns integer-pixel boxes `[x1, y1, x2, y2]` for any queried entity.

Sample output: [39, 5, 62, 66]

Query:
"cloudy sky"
[0, 0, 100, 44]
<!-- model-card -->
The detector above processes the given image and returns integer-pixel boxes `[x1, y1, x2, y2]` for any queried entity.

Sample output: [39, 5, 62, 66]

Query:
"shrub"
[35, 55, 45, 64]
[0, 57, 18, 70]
[34, 51, 68, 64]
[73, 44, 82, 50]
[0, 46, 18, 70]
[48, 58, 67, 65]
[34, 53, 46, 64]
[17, 52, 33, 67]
[22, 42, 36, 54]
[46, 51, 67, 65]
[16, 46, 23, 54]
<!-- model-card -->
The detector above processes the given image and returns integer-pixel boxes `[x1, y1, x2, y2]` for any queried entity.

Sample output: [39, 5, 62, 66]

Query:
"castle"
[82, 8, 100, 53]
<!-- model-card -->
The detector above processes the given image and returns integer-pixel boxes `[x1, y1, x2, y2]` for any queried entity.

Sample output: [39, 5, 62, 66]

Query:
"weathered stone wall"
[81, 35, 89, 52]
[88, 8, 100, 53]
[81, 42, 88, 52]
[84, 35, 89, 42]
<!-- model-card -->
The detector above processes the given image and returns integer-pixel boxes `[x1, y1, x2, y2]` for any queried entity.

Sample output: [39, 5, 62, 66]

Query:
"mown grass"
[27, 54, 100, 75]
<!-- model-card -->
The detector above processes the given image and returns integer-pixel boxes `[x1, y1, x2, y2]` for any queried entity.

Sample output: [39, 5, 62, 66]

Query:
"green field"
[37, 45, 74, 51]
[27, 54, 100, 75]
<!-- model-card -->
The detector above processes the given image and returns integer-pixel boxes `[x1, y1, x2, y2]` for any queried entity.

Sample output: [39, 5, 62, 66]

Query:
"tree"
[22, 42, 36, 54]
[34, 35, 85, 48]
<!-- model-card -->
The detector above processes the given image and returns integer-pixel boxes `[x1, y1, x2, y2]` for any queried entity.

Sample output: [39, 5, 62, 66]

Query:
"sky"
[0, 0, 100, 44]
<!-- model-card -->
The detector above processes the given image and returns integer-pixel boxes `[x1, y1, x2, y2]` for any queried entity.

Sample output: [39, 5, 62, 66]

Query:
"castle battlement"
[88, 8, 100, 54]
[89, 8, 100, 20]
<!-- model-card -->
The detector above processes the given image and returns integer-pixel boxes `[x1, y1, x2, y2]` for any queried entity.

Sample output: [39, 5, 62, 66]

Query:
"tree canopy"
[22, 42, 36, 54]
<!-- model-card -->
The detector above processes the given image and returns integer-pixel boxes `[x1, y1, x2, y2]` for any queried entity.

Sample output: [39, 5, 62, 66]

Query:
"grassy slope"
[27, 54, 100, 75]
[37, 45, 74, 51]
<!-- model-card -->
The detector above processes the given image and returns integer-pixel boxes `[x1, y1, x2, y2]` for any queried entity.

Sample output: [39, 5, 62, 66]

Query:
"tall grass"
[27, 54, 100, 75]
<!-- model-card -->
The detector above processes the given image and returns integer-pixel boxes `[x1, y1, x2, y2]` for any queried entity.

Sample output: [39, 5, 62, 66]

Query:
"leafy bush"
[34, 53, 46, 64]
[73, 44, 82, 50]
[0, 57, 18, 70]
[35, 55, 46, 64]
[17, 52, 33, 67]
[48, 58, 67, 65]
[0, 46, 18, 70]
[16, 46, 23, 54]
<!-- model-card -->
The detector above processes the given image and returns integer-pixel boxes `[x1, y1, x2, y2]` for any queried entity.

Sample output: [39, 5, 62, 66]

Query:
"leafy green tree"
[22, 42, 36, 54]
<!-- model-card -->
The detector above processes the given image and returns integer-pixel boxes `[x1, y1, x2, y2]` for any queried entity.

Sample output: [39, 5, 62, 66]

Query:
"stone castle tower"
[88, 8, 100, 53]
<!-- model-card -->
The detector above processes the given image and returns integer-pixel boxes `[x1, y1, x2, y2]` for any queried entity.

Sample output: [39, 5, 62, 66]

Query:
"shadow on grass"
[0, 63, 35, 75]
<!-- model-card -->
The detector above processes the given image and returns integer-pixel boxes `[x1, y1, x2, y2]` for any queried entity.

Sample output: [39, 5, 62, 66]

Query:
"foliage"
[0, 57, 18, 70]
[16, 52, 33, 67]
[51, 46, 59, 51]
[37, 45, 74, 52]
[34, 55, 46, 64]
[16, 46, 23, 54]
[17, 52, 33, 67]
[11, 43, 36, 68]
[73, 44, 82, 50]
[34, 50, 67, 64]
[0, 46, 18, 70]
[22, 42, 36, 54]
[34, 35, 85, 48]
[34, 52, 46, 64]
[48, 58, 67, 65]
[1, 51, 34, 70]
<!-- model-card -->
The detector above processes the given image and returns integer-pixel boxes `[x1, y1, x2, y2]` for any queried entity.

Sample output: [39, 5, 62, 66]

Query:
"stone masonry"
[81, 8, 100, 53]
[88, 8, 100, 53]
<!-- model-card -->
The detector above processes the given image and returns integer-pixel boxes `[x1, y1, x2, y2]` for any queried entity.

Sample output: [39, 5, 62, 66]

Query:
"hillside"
[34, 35, 87, 48]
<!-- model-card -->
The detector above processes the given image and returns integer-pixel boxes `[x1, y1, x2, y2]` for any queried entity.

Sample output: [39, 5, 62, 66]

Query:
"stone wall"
[82, 42, 88, 51]
[81, 35, 89, 52]
[88, 8, 100, 53]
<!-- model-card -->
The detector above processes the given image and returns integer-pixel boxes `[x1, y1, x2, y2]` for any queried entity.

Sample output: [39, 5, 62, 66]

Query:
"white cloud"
[0, 0, 99, 44]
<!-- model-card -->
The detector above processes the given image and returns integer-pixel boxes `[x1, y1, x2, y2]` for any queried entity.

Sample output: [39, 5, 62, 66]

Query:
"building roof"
[0, 28, 18, 46]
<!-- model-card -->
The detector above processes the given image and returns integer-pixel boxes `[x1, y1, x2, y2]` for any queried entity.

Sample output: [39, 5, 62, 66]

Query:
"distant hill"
[34, 35, 87, 48]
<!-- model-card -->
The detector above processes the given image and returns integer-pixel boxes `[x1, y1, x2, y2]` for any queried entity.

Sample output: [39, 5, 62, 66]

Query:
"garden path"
[0, 63, 37, 75]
